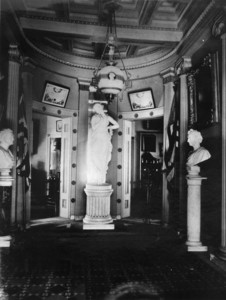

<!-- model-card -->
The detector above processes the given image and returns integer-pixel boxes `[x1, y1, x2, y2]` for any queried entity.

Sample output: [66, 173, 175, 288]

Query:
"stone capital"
[77, 77, 91, 91]
[8, 44, 22, 64]
[212, 15, 226, 37]
[175, 57, 192, 76]
[160, 67, 175, 84]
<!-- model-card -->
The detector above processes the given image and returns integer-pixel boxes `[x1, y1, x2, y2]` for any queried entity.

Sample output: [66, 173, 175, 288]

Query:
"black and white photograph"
[1, 1, 226, 299]
[42, 82, 70, 108]
[129, 88, 155, 111]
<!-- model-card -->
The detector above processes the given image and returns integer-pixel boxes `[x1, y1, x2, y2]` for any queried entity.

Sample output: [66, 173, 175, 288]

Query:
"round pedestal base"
[186, 240, 208, 252]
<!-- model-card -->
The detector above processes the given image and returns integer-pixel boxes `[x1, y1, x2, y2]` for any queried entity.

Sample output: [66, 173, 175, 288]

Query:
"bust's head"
[187, 129, 203, 148]
[0, 128, 14, 149]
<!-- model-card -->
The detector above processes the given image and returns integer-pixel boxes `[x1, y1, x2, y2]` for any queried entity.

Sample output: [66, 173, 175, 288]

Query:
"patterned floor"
[1, 220, 226, 300]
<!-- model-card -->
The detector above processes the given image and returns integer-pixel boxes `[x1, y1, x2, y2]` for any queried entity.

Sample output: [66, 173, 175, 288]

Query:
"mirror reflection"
[49, 138, 61, 176]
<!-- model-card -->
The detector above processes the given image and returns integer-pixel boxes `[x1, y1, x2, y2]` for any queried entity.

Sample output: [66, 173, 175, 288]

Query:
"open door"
[60, 117, 72, 218]
[121, 120, 132, 218]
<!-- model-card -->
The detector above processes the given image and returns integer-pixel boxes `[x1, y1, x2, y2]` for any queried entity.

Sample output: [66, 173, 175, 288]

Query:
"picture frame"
[56, 120, 62, 132]
[128, 88, 155, 111]
[42, 82, 70, 108]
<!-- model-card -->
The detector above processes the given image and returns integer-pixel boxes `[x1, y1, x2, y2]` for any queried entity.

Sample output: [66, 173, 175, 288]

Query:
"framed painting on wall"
[128, 88, 155, 111]
[42, 82, 70, 108]
[56, 120, 62, 132]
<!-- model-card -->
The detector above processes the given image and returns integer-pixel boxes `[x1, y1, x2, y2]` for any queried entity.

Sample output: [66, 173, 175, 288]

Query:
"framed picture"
[42, 82, 70, 108]
[56, 120, 62, 132]
[128, 88, 155, 111]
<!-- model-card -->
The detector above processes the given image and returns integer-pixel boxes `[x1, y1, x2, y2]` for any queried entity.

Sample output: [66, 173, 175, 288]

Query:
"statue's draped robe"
[87, 114, 112, 185]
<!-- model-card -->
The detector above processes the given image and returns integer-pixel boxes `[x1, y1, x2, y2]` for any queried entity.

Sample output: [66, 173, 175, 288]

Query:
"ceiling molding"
[4, 0, 217, 74]
[19, 16, 183, 44]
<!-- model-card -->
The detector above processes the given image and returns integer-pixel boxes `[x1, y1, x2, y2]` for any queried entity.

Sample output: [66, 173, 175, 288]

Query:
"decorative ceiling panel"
[5, 0, 212, 65]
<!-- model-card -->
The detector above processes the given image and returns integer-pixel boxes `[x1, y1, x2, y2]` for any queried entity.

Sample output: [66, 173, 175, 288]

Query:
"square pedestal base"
[187, 245, 208, 252]
[0, 236, 11, 247]
[83, 223, 115, 230]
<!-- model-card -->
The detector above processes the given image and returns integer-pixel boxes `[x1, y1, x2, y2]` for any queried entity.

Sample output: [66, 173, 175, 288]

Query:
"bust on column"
[186, 129, 211, 175]
[0, 128, 14, 243]
[186, 129, 211, 251]
[0, 128, 14, 176]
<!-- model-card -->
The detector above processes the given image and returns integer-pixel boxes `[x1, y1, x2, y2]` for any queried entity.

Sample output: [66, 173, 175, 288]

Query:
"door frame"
[116, 107, 164, 219]
[31, 100, 78, 221]
[121, 120, 132, 218]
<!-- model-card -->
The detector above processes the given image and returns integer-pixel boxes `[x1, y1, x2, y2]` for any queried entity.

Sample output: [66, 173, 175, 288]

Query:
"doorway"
[31, 113, 62, 220]
[130, 118, 163, 221]
[29, 100, 77, 224]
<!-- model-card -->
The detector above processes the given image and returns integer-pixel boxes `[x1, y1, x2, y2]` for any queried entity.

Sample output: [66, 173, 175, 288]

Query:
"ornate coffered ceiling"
[2, 0, 217, 70]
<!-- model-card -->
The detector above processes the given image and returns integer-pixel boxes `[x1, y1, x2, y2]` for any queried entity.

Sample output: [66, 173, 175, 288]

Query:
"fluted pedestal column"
[83, 184, 114, 230]
[186, 166, 207, 252]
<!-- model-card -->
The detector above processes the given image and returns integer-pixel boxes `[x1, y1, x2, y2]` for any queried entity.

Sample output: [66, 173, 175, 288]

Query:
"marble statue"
[87, 103, 119, 185]
[186, 129, 211, 167]
[0, 128, 14, 170]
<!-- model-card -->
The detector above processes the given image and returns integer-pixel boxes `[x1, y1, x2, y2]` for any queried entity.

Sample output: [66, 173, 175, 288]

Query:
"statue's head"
[93, 103, 104, 113]
[187, 129, 203, 148]
[0, 128, 14, 147]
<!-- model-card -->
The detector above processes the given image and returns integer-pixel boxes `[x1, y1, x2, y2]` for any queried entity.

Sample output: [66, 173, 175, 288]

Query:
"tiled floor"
[1, 220, 226, 300]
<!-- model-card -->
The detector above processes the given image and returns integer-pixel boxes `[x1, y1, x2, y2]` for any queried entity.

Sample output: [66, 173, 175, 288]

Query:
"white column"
[186, 166, 207, 252]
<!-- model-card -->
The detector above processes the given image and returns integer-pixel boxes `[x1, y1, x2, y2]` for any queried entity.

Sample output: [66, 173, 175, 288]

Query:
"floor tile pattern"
[1, 221, 226, 300]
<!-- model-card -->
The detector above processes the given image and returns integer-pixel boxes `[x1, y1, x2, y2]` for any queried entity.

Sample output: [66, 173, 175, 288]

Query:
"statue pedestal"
[186, 166, 207, 252]
[0, 169, 13, 247]
[83, 184, 114, 230]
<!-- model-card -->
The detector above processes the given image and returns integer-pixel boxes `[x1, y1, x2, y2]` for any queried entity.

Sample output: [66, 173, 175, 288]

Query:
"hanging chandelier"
[91, 0, 130, 99]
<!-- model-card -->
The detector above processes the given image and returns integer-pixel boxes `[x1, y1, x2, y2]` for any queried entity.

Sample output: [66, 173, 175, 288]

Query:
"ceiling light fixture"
[91, 0, 130, 100]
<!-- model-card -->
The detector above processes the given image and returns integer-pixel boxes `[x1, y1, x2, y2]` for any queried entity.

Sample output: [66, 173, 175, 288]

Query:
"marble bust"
[186, 129, 211, 167]
[0, 128, 14, 171]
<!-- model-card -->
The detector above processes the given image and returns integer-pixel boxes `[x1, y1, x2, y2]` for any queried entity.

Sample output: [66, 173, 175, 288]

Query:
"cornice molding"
[18, 14, 180, 32]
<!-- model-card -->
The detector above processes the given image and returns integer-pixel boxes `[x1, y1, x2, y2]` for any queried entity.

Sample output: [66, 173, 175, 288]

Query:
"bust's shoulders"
[198, 146, 208, 151]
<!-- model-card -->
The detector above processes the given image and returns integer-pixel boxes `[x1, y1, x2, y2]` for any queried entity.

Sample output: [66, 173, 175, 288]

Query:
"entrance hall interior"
[1, 0, 226, 299]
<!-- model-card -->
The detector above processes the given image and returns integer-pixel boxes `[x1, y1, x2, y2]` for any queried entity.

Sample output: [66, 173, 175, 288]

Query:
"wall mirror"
[49, 137, 61, 177]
